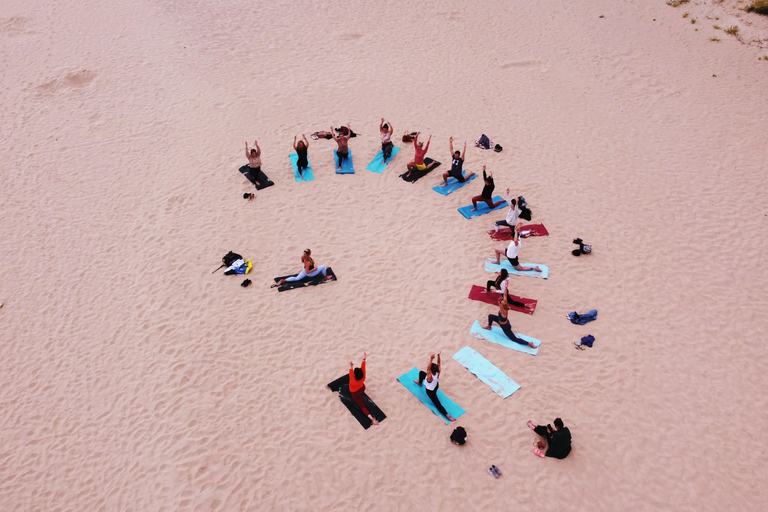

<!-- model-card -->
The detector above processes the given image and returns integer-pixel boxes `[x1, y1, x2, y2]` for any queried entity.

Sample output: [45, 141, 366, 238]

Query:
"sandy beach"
[2, 0, 768, 510]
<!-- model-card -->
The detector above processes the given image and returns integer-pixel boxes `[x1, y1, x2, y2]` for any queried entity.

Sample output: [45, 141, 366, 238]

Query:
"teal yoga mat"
[365, 147, 400, 173]
[458, 196, 507, 219]
[470, 319, 540, 356]
[397, 367, 465, 424]
[334, 150, 355, 174]
[432, 172, 477, 196]
[484, 258, 549, 279]
[452, 346, 520, 398]
[289, 153, 314, 182]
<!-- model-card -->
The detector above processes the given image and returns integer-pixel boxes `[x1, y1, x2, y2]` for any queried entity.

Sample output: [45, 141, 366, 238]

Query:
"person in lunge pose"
[493, 222, 542, 273]
[470, 166, 504, 211]
[380, 118, 394, 165]
[483, 299, 537, 348]
[414, 352, 456, 422]
[331, 125, 352, 172]
[441, 137, 475, 186]
[349, 352, 379, 426]
[293, 134, 309, 178]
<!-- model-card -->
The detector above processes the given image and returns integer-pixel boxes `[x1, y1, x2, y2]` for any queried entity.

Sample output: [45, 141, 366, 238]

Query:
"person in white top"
[414, 352, 456, 422]
[493, 222, 542, 272]
[379, 118, 394, 164]
[494, 188, 521, 232]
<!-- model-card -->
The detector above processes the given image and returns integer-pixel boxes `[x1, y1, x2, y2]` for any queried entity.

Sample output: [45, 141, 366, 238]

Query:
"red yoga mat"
[488, 223, 549, 241]
[467, 285, 537, 315]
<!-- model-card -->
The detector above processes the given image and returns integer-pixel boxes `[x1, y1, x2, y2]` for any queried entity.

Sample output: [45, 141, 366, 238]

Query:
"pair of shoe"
[488, 465, 502, 478]
[241, 279, 251, 288]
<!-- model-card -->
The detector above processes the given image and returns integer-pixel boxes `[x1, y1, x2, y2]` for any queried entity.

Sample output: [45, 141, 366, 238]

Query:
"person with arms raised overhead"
[293, 134, 309, 178]
[380, 118, 394, 165]
[331, 125, 351, 172]
[470, 166, 505, 211]
[404, 132, 431, 179]
[414, 351, 456, 422]
[348, 352, 379, 426]
[493, 222, 542, 273]
[441, 137, 475, 187]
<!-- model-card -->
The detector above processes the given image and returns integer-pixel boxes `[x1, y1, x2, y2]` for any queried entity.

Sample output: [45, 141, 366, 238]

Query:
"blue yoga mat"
[289, 153, 314, 182]
[485, 258, 549, 279]
[452, 346, 520, 398]
[470, 320, 540, 356]
[397, 367, 465, 424]
[433, 172, 477, 196]
[334, 150, 355, 174]
[458, 196, 507, 219]
[365, 147, 400, 173]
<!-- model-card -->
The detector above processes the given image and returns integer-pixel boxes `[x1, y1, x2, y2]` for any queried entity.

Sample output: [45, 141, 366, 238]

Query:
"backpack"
[519, 207, 532, 221]
[222, 251, 243, 267]
[475, 134, 492, 149]
[450, 426, 467, 445]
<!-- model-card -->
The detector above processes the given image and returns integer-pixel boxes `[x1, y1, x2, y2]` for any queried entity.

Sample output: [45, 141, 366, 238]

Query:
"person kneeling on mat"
[293, 134, 309, 178]
[244, 140, 263, 188]
[483, 299, 537, 348]
[414, 352, 456, 422]
[527, 418, 572, 459]
[272, 248, 333, 287]
[441, 137, 475, 187]
[493, 222, 542, 273]
[494, 188, 522, 232]
[404, 132, 431, 178]
[349, 352, 379, 426]
[380, 118, 394, 165]
[469, 166, 504, 211]
[331, 125, 351, 172]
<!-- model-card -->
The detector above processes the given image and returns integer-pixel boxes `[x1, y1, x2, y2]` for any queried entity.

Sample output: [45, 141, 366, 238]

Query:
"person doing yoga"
[272, 249, 333, 287]
[244, 140, 263, 188]
[404, 132, 431, 178]
[483, 299, 537, 348]
[380, 118, 394, 164]
[349, 352, 379, 426]
[414, 352, 456, 422]
[494, 188, 521, 232]
[527, 418, 572, 459]
[331, 125, 351, 172]
[293, 134, 309, 178]
[486, 269, 510, 293]
[470, 166, 505, 211]
[441, 137, 476, 187]
[493, 222, 542, 273]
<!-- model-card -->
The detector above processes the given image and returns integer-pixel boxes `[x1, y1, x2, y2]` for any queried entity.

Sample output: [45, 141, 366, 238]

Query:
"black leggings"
[486, 280, 501, 292]
[382, 141, 393, 160]
[488, 314, 528, 345]
[418, 371, 448, 417]
[337, 151, 348, 169]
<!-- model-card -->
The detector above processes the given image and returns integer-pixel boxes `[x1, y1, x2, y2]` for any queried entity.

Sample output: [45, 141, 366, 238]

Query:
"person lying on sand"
[349, 352, 379, 426]
[441, 137, 475, 187]
[483, 299, 537, 348]
[272, 248, 333, 287]
[493, 222, 542, 273]
[470, 166, 505, 211]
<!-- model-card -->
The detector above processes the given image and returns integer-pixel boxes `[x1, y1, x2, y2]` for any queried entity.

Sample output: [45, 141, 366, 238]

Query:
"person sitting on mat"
[380, 118, 394, 165]
[293, 134, 309, 178]
[272, 248, 333, 287]
[527, 418, 572, 459]
[441, 137, 476, 187]
[470, 166, 505, 211]
[493, 222, 542, 273]
[414, 352, 456, 422]
[404, 132, 431, 178]
[349, 352, 379, 426]
[331, 125, 351, 172]
[244, 140, 263, 188]
[494, 188, 522, 232]
[483, 299, 537, 348]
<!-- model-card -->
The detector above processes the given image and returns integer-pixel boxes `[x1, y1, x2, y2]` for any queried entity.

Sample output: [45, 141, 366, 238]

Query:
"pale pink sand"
[2, 0, 768, 510]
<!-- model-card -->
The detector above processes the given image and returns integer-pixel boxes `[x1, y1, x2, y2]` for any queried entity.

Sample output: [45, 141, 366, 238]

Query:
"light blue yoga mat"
[484, 258, 549, 279]
[470, 319, 540, 356]
[397, 367, 465, 424]
[365, 147, 400, 173]
[452, 346, 520, 398]
[289, 153, 314, 182]
[433, 172, 477, 196]
[334, 150, 355, 174]
[458, 196, 507, 219]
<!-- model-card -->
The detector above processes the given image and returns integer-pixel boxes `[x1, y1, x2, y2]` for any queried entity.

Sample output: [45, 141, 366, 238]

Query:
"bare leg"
[465, 172, 476, 180]
[470, 197, 479, 211]
[441, 171, 449, 186]
[527, 420, 537, 430]
[494, 248, 506, 264]
[514, 264, 542, 273]
[369, 415, 380, 425]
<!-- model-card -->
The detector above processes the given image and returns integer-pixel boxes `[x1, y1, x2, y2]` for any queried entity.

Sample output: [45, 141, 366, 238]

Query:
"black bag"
[222, 251, 242, 267]
[450, 426, 467, 445]
[519, 207, 532, 221]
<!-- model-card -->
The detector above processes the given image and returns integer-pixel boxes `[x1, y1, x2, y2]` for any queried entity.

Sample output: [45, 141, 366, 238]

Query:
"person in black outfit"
[293, 134, 309, 178]
[528, 418, 572, 459]
[440, 137, 476, 187]
[470, 165, 505, 211]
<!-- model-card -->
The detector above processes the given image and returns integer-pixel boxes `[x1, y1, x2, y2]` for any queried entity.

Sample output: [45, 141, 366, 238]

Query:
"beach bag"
[475, 134, 492, 149]
[520, 207, 532, 221]
[451, 426, 467, 445]
[222, 251, 243, 267]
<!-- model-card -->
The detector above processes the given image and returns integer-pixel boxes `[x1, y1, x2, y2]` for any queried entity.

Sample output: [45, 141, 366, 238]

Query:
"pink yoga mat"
[467, 285, 537, 315]
[488, 223, 549, 241]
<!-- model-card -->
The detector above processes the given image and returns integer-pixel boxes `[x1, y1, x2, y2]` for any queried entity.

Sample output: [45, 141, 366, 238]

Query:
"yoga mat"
[327, 374, 349, 392]
[489, 223, 549, 241]
[467, 285, 537, 315]
[273, 267, 337, 292]
[400, 158, 441, 182]
[458, 196, 508, 219]
[484, 259, 549, 279]
[397, 367, 465, 424]
[470, 319, 540, 356]
[289, 153, 314, 182]
[432, 172, 477, 196]
[338, 384, 387, 429]
[334, 150, 355, 174]
[239, 165, 274, 190]
[365, 146, 400, 173]
[452, 346, 520, 398]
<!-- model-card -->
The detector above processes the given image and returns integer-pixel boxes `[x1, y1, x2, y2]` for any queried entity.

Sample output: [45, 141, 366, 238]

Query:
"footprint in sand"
[37, 69, 97, 94]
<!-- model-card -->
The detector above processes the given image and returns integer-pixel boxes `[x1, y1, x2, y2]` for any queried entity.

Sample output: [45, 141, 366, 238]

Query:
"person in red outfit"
[349, 352, 379, 426]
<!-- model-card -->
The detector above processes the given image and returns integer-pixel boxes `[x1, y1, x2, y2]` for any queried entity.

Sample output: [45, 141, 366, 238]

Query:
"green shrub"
[746, 0, 768, 15]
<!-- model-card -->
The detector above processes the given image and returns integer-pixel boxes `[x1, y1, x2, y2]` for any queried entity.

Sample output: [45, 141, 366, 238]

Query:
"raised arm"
[254, 140, 260, 157]
[380, 118, 385, 131]
[245, 141, 249, 158]
[424, 135, 431, 151]
[449, 136, 454, 156]
[330, 127, 339, 141]
[426, 354, 435, 382]
[302, 134, 308, 147]
[461, 141, 467, 160]
[436, 351, 442, 373]
[293, 136, 298, 151]
[413, 132, 419, 146]
[483, 165, 488, 181]
[506, 188, 512, 205]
